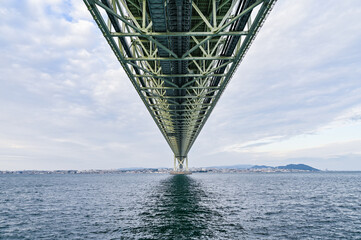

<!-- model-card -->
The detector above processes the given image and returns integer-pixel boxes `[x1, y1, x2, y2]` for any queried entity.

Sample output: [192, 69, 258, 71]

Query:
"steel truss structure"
[84, 0, 276, 171]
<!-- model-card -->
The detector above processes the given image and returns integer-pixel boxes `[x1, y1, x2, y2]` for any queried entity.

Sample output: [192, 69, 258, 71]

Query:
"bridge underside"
[84, 0, 276, 170]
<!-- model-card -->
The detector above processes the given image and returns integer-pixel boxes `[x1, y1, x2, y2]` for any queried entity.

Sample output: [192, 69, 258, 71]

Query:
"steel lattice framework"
[84, 0, 276, 171]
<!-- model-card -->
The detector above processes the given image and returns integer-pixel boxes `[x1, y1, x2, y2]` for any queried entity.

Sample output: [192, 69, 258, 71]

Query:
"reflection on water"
[133, 175, 222, 239]
[2, 173, 360, 239]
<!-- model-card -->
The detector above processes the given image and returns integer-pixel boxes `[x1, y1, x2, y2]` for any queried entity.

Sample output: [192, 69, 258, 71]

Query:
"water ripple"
[0, 172, 360, 239]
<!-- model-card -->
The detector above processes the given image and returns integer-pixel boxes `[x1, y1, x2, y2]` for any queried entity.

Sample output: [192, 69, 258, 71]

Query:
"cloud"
[0, 0, 172, 170]
[192, 0, 361, 168]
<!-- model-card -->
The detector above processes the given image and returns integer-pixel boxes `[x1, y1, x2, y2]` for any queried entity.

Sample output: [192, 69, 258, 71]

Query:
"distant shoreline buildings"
[0, 164, 322, 174]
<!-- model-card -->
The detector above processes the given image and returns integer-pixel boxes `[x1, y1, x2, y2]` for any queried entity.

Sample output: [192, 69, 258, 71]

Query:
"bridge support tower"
[171, 155, 191, 175]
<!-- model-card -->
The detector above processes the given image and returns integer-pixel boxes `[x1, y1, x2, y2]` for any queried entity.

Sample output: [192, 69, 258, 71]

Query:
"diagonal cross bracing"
[84, 0, 276, 167]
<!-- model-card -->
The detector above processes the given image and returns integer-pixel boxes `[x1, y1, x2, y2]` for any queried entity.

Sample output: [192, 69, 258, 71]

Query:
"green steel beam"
[84, 0, 277, 164]
[111, 31, 247, 37]
[125, 56, 234, 61]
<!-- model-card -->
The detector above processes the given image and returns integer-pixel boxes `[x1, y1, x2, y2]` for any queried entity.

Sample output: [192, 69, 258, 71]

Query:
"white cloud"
[223, 120, 361, 155]
[192, 0, 361, 168]
[0, 0, 171, 170]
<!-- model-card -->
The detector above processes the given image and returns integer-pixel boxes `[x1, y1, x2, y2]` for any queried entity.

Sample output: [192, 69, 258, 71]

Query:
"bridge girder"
[84, 0, 276, 165]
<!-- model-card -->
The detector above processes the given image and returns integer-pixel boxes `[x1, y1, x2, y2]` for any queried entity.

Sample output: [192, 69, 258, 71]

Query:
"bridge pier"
[171, 155, 191, 175]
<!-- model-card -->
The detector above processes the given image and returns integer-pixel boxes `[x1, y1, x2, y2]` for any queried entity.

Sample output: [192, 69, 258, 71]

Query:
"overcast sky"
[1, 0, 361, 171]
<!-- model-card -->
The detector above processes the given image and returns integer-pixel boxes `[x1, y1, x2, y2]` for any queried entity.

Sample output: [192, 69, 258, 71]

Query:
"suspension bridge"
[84, 0, 276, 173]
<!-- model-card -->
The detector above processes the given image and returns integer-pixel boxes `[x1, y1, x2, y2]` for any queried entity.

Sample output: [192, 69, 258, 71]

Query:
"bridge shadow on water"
[131, 175, 223, 239]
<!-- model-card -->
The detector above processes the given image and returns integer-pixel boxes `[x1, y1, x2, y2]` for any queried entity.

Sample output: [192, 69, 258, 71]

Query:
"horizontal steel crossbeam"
[84, 0, 277, 163]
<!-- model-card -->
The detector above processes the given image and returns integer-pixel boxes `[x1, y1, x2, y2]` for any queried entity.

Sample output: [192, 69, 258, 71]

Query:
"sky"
[0, 0, 361, 171]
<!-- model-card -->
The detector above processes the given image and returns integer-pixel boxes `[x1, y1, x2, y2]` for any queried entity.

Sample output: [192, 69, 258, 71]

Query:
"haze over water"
[1, 172, 360, 239]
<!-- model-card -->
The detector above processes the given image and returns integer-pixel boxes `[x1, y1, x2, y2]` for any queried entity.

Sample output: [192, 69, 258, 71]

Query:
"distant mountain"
[207, 164, 253, 169]
[276, 164, 320, 171]
[251, 165, 273, 169]
[243, 164, 320, 171]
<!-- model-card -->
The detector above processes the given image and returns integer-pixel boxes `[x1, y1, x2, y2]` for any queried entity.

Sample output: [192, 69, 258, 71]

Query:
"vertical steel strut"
[84, 0, 277, 171]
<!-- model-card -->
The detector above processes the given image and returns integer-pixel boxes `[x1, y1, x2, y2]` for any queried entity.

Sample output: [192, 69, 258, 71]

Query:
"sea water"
[1, 172, 360, 239]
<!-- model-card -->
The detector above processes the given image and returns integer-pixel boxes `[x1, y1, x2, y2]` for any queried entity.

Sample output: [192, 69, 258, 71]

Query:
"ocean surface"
[0, 172, 360, 239]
